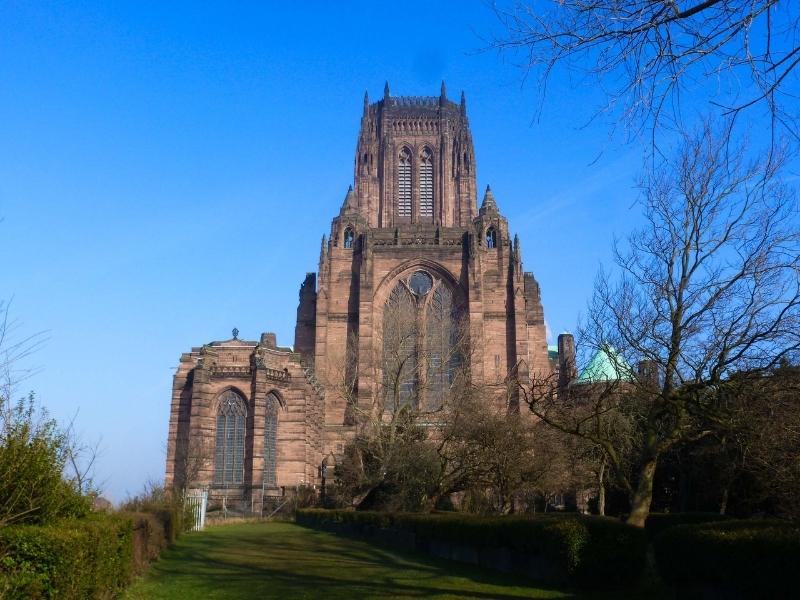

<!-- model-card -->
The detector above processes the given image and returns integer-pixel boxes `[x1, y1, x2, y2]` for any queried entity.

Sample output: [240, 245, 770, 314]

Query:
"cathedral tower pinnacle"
[353, 84, 478, 228]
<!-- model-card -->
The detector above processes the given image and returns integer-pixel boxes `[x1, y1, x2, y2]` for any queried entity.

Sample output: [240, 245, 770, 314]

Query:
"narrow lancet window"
[263, 393, 279, 487]
[344, 228, 354, 249]
[397, 147, 412, 219]
[486, 227, 497, 249]
[214, 390, 247, 486]
[420, 148, 433, 218]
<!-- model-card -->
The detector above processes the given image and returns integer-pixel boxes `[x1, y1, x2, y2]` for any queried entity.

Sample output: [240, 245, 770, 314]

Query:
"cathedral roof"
[576, 345, 635, 383]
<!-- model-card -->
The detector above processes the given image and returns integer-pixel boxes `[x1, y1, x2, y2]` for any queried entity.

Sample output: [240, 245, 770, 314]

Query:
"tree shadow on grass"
[127, 522, 589, 599]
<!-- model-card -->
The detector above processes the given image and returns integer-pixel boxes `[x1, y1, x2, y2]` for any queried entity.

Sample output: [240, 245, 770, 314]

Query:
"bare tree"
[172, 435, 213, 495]
[491, 1, 800, 143]
[63, 415, 104, 495]
[332, 285, 475, 510]
[713, 363, 800, 517]
[521, 124, 799, 526]
[0, 298, 47, 423]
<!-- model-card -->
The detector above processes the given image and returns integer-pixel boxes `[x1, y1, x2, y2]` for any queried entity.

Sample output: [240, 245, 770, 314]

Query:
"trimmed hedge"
[0, 509, 181, 598]
[0, 514, 133, 598]
[654, 519, 800, 599]
[128, 511, 173, 575]
[297, 509, 647, 587]
[644, 512, 732, 540]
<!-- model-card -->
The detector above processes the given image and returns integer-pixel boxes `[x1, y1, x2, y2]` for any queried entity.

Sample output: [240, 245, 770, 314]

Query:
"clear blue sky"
[1, 2, 644, 501]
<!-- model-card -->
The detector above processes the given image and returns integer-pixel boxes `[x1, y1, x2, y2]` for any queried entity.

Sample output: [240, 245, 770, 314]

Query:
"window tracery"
[344, 228, 354, 249]
[420, 148, 433, 218]
[263, 392, 279, 487]
[382, 270, 462, 412]
[214, 390, 246, 486]
[397, 147, 412, 219]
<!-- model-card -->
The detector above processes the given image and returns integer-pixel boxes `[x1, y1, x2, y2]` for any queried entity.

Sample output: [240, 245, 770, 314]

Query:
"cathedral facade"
[165, 84, 552, 504]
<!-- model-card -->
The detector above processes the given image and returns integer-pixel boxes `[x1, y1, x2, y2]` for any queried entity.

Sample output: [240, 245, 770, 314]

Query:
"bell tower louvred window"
[397, 147, 412, 219]
[420, 148, 433, 218]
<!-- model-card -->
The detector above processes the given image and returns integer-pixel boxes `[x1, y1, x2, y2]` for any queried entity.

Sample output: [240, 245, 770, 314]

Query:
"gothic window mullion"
[415, 297, 426, 411]
[214, 390, 247, 487]
[397, 147, 412, 221]
[419, 148, 434, 220]
[264, 393, 279, 487]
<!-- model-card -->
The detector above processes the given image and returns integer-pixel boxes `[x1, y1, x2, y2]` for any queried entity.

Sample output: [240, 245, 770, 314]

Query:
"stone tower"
[166, 85, 552, 503]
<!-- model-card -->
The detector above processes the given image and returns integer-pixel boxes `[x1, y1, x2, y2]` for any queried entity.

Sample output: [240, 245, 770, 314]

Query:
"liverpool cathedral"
[165, 84, 553, 505]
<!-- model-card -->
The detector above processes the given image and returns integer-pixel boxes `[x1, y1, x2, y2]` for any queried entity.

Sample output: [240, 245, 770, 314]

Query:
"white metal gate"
[186, 489, 208, 531]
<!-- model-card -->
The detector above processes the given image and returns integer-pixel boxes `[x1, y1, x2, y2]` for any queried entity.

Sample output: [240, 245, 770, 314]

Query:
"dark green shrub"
[645, 511, 732, 540]
[296, 509, 646, 587]
[654, 519, 800, 599]
[118, 482, 192, 542]
[0, 513, 133, 599]
[0, 394, 90, 526]
[123, 511, 170, 574]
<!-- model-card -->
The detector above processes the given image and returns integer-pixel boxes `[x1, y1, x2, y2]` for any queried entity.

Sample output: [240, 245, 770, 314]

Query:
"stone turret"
[557, 333, 577, 393]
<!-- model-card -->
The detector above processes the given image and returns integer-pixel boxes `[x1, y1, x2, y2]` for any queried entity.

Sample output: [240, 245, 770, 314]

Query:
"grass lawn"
[124, 521, 649, 599]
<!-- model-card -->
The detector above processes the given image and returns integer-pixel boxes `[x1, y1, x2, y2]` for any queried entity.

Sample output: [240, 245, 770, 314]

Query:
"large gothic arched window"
[419, 148, 434, 218]
[382, 270, 463, 412]
[263, 392, 279, 487]
[397, 147, 412, 219]
[214, 390, 247, 486]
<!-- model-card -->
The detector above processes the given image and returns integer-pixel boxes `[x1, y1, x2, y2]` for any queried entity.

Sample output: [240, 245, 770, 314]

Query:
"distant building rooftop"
[576, 345, 635, 383]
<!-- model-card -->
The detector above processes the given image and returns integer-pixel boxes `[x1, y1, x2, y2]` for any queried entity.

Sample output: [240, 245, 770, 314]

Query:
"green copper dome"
[576, 345, 635, 383]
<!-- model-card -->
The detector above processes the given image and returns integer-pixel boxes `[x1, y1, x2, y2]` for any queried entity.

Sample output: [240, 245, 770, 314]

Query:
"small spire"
[341, 184, 357, 211]
[363, 90, 369, 111]
[480, 184, 498, 214]
[441, 80, 447, 98]
[460, 91, 466, 115]
[320, 234, 328, 263]
[383, 81, 390, 101]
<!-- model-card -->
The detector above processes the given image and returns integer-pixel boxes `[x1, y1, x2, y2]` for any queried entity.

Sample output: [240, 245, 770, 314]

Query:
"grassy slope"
[124, 521, 654, 599]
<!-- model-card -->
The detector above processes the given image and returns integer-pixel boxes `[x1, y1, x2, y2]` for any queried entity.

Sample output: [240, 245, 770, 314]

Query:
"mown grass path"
[123, 521, 610, 599]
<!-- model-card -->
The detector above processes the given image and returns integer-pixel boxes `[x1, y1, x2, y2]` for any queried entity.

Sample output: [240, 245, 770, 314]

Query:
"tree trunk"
[597, 459, 606, 516]
[719, 486, 729, 515]
[626, 458, 657, 528]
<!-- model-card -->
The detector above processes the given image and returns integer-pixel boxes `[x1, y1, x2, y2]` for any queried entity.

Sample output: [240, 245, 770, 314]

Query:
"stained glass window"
[383, 282, 418, 408]
[425, 285, 460, 411]
[383, 273, 462, 412]
[263, 393, 279, 487]
[214, 390, 246, 486]
[409, 270, 433, 296]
